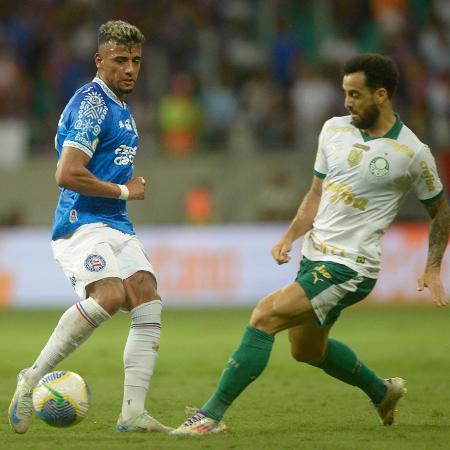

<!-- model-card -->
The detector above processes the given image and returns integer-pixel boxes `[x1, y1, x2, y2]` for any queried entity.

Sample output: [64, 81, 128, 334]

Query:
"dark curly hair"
[343, 53, 399, 98]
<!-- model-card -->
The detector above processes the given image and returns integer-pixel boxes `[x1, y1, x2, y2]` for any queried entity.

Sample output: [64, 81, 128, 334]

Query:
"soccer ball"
[32, 371, 91, 427]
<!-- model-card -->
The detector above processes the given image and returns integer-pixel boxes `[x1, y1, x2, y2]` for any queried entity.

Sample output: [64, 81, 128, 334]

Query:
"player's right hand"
[271, 238, 292, 265]
[417, 267, 448, 307]
[126, 176, 146, 200]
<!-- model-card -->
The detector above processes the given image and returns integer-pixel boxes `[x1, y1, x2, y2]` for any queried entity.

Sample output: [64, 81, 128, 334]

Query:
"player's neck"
[97, 74, 127, 105]
[363, 110, 396, 138]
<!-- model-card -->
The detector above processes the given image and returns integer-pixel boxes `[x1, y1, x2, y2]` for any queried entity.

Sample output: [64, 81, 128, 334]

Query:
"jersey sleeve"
[63, 87, 109, 157]
[313, 121, 329, 179]
[410, 146, 444, 204]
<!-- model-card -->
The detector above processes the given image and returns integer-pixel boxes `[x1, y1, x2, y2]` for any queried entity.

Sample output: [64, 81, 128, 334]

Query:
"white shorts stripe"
[310, 275, 365, 325]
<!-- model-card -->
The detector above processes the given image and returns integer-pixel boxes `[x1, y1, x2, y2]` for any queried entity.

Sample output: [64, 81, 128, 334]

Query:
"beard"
[118, 82, 135, 95]
[351, 103, 380, 130]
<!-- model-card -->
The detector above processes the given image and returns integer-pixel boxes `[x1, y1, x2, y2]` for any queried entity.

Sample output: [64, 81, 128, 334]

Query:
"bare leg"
[288, 322, 332, 365]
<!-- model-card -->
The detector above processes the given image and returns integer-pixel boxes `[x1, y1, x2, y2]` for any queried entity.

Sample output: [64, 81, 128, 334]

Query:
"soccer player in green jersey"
[171, 53, 450, 435]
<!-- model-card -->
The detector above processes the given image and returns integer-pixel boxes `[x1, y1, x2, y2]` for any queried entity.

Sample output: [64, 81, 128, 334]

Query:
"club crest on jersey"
[347, 149, 363, 167]
[69, 209, 78, 223]
[348, 143, 369, 167]
[84, 254, 106, 272]
[369, 157, 389, 177]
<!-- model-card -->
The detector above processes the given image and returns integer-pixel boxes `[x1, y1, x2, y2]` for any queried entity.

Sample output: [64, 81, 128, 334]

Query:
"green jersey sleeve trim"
[420, 190, 444, 205]
[314, 170, 326, 179]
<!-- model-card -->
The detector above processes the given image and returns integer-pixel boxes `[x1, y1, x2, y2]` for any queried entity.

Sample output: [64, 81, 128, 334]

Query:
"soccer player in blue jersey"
[9, 20, 172, 434]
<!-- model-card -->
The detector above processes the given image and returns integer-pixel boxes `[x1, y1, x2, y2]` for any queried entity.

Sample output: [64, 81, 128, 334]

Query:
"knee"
[249, 306, 277, 334]
[249, 293, 290, 334]
[124, 271, 161, 310]
[101, 286, 126, 315]
[107, 289, 126, 314]
[291, 347, 325, 365]
[88, 279, 126, 315]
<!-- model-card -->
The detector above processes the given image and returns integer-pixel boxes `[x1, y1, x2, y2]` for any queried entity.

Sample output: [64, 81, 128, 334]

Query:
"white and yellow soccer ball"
[32, 371, 91, 427]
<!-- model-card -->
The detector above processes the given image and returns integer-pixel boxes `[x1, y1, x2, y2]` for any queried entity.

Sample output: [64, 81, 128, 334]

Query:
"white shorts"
[51, 223, 155, 300]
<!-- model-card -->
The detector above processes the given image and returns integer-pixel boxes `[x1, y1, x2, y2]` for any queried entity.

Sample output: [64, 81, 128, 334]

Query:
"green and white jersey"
[302, 114, 443, 278]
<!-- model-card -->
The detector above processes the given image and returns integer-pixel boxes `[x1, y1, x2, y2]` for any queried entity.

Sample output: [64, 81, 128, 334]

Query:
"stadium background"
[0, 0, 449, 307]
[1, 3, 450, 450]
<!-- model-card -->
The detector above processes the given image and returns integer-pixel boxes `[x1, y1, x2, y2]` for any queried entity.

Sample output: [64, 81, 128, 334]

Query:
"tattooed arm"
[418, 195, 450, 306]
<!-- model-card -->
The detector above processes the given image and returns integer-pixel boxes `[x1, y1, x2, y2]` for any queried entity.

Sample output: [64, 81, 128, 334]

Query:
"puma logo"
[312, 272, 323, 284]
[312, 265, 332, 284]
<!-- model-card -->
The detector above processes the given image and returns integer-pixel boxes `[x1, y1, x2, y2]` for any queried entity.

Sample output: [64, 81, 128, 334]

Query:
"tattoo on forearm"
[427, 203, 450, 268]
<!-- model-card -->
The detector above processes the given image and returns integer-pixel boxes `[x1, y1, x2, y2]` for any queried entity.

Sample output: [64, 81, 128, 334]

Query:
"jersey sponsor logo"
[70, 275, 77, 287]
[385, 139, 414, 158]
[419, 161, 436, 192]
[73, 132, 92, 149]
[327, 126, 355, 134]
[324, 180, 368, 211]
[310, 232, 346, 257]
[69, 209, 78, 223]
[114, 145, 137, 165]
[84, 254, 106, 272]
[369, 157, 389, 177]
[119, 119, 133, 131]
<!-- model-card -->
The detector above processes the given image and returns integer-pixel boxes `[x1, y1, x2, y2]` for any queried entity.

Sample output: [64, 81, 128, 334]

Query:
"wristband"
[117, 184, 129, 200]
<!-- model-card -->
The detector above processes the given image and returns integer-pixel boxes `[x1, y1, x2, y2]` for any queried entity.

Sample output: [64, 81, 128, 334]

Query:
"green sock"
[202, 326, 274, 421]
[316, 338, 387, 404]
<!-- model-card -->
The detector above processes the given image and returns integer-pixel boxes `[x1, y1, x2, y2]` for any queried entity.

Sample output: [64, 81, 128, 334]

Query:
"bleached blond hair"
[98, 20, 145, 49]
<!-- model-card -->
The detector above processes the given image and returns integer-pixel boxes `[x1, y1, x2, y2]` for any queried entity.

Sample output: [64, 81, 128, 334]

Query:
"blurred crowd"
[0, 0, 448, 158]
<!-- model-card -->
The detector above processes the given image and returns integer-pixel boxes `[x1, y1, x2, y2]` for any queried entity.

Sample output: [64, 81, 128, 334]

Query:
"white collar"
[93, 76, 127, 108]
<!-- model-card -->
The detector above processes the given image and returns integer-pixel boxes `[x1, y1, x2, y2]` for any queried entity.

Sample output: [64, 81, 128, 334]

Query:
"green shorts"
[295, 257, 377, 327]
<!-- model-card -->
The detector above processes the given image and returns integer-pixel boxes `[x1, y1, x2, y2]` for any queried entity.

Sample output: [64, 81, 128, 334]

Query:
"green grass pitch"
[1, 305, 449, 450]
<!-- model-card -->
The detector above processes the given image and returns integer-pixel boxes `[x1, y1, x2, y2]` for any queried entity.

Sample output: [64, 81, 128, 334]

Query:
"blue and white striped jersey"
[52, 77, 139, 240]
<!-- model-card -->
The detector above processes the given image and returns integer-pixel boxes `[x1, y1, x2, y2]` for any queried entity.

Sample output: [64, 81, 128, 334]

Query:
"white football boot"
[373, 377, 407, 425]
[116, 410, 173, 433]
[170, 410, 227, 436]
[8, 368, 34, 434]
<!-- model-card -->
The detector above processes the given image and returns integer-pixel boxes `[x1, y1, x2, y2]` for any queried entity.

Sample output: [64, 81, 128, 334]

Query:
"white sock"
[121, 300, 162, 420]
[25, 297, 111, 386]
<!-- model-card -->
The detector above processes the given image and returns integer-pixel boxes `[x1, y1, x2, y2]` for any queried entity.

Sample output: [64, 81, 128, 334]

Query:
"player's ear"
[374, 87, 388, 105]
[95, 53, 103, 70]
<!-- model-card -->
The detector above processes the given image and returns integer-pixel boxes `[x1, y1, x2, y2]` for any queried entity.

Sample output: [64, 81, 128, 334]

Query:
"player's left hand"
[417, 268, 448, 307]
[126, 176, 146, 200]
[271, 238, 292, 265]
